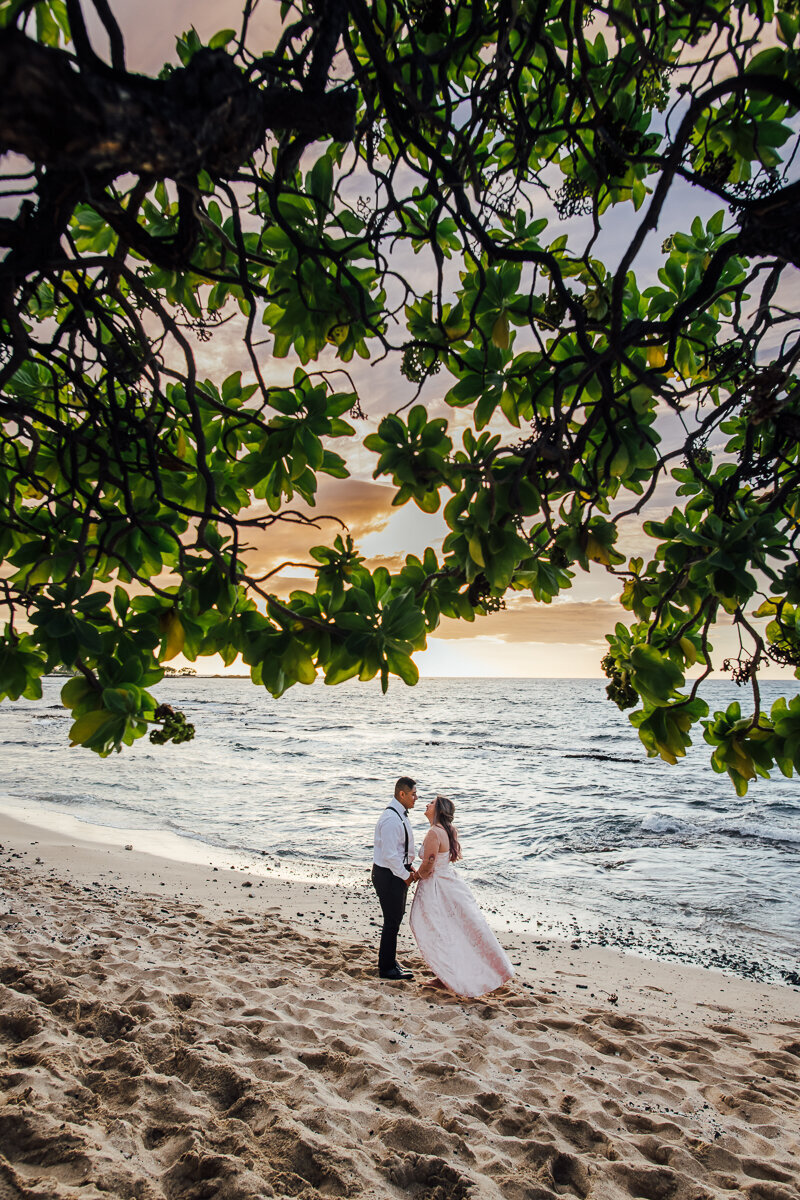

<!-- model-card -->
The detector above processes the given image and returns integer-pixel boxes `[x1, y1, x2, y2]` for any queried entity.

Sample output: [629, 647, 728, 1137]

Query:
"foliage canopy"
[1, 0, 799, 792]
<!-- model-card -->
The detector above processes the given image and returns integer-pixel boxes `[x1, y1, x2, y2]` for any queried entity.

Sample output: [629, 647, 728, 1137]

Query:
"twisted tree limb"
[0, 27, 356, 181]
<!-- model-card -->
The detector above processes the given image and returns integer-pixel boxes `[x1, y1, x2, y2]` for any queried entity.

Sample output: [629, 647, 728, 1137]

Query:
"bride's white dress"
[409, 851, 514, 998]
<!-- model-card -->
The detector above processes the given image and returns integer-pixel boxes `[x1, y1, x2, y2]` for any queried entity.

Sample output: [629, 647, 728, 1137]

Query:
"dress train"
[409, 851, 514, 998]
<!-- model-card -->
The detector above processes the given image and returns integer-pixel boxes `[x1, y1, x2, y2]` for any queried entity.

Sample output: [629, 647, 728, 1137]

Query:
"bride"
[409, 794, 514, 998]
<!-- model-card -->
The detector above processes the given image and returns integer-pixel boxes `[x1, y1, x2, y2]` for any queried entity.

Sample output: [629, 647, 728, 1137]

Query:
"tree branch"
[0, 27, 356, 182]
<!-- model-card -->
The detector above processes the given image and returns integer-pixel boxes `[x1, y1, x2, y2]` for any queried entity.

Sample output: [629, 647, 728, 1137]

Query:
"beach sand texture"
[1, 813, 799, 1200]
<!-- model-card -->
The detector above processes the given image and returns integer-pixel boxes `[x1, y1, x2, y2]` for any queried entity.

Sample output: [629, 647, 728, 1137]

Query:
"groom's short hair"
[395, 776, 415, 794]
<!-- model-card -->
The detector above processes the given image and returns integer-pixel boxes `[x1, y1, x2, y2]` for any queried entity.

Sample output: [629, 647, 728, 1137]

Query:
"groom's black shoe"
[379, 965, 413, 980]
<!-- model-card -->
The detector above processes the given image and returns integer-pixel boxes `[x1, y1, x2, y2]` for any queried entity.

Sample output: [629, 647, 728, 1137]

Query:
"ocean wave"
[565, 752, 644, 765]
[764, 798, 800, 813]
[299, 724, 354, 732]
[713, 820, 800, 847]
[483, 739, 539, 751]
[641, 812, 800, 848]
[33, 792, 86, 806]
[640, 814, 699, 836]
[422, 736, 539, 753]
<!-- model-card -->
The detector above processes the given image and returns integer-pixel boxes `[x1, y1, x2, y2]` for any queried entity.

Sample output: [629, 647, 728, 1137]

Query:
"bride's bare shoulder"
[432, 824, 450, 848]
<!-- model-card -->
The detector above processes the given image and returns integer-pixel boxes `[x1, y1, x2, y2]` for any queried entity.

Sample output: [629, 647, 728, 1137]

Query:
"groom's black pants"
[371, 864, 407, 973]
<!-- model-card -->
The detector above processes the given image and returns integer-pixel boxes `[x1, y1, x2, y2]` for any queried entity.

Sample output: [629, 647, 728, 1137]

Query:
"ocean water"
[2, 675, 799, 984]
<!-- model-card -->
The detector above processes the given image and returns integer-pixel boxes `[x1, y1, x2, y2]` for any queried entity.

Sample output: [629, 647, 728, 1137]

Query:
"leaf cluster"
[0, 0, 799, 791]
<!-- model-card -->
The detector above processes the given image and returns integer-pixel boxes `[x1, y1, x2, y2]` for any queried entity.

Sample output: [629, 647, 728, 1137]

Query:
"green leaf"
[209, 28, 236, 49]
[61, 676, 93, 708]
[386, 647, 419, 685]
[467, 534, 485, 568]
[629, 645, 684, 704]
[309, 155, 334, 207]
[69, 710, 114, 746]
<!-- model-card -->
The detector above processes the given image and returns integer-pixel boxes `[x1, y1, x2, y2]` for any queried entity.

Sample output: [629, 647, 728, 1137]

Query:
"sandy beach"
[1, 809, 799, 1200]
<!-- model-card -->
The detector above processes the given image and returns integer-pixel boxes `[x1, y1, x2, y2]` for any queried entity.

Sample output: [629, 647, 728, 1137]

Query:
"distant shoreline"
[43, 670, 799, 682]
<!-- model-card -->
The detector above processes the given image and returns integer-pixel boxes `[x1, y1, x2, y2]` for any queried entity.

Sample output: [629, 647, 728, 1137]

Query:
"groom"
[371, 776, 418, 980]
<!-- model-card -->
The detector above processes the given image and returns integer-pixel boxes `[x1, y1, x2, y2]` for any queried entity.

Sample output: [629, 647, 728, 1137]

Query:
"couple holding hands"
[371, 776, 514, 998]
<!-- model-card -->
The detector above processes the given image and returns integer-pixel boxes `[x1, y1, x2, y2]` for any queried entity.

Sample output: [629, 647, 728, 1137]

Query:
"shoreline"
[2, 807, 800, 1198]
[2, 795, 798, 989]
[2, 806, 798, 1025]
[8, 673, 800, 996]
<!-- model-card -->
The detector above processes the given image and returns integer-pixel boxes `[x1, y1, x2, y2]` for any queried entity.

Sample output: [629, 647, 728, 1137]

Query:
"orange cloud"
[236, 477, 398, 578]
[430, 597, 623, 645]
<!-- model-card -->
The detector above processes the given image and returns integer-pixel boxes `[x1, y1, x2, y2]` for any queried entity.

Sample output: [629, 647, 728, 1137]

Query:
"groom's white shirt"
[373, 799, 416, 880]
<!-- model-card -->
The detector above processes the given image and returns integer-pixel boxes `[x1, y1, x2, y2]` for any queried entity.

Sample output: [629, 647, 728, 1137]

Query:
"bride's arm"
[416, 829, 440, 880]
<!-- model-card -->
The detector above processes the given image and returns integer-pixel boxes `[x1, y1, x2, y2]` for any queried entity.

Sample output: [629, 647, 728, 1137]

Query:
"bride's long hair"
[434, 795, 462, 862]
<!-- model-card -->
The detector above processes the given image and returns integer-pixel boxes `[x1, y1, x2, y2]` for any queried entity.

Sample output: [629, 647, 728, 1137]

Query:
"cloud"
[430, 597, 623, 645]
[104, 1, 283, 73]
[236, 476, 398, 577]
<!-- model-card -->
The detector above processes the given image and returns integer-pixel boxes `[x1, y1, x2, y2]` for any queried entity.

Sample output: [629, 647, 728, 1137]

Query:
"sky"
[47, 2, 800, 679]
